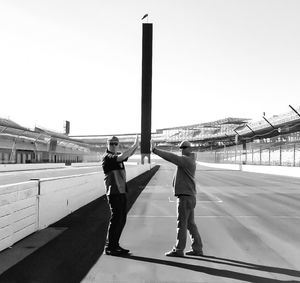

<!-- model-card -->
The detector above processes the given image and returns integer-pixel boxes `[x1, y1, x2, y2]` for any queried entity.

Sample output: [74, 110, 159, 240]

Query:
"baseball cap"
[179, 140, 191, 149]
[107, 136, 119, 143]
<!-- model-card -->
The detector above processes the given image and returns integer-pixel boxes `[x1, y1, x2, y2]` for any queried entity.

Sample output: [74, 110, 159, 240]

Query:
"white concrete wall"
[38, 164, 150, 230]
[0, 163, 66, 172]
[38, 172, 104, 230]
[196, 161, 240, 171]
[197, 161, 300, 178]
[0, 164, 151, 252]
[0, 181, 39, 252]
[241, 164, 300, 178]
[0, 160, 141, 172]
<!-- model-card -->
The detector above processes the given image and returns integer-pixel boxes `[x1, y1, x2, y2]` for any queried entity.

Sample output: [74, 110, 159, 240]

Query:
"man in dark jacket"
[152, 140, 203, 257]
[102, 135, 139, 256]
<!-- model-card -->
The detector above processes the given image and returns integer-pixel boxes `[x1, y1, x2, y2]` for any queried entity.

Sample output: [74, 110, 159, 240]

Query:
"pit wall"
[0, 181, 38, 252]
[197, 161, 300, 178]
[0, 161, 140, 172]
[0, 164, 150, 252]
[152, 152, 300, 178]
[0, 163, 66, 172]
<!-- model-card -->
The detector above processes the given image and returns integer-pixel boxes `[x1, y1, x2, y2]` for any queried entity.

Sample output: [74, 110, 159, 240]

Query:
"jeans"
[175, 195, 203, 252]
[107, 193, 127, 249]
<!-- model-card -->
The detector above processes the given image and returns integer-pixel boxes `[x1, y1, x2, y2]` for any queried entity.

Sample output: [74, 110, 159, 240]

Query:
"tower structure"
[141, 23, 153, 164]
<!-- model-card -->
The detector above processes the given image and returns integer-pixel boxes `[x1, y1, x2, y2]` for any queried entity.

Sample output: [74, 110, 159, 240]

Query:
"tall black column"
[141, 23, 153, 164]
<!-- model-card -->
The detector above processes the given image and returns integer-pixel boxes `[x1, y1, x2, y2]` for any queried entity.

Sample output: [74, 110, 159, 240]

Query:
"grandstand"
[70, 106, 300, 150]
[155, 117, 250, 149]
[70, 105, 300, 167]
[70, 118, 249, 148]
[2, 105, 300, 166]
[0, 118, 29, 131]
[0, 118, 101, 164]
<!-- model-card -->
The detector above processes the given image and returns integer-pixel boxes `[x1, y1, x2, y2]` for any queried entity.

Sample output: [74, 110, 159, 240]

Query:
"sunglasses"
[180, 146, 189, 149]
[109, 142, 119, 146]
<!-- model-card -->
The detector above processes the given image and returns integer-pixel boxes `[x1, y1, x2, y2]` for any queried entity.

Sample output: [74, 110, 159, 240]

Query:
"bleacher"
[69, 106, 300, 152]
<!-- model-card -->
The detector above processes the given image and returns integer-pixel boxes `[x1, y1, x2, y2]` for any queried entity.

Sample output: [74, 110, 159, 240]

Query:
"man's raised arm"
[151, 140, 184, 166]
[117, 135, 139, 162]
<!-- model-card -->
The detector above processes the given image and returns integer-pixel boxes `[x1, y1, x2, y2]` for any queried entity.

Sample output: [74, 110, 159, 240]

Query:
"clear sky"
[1, 0, 300, 135]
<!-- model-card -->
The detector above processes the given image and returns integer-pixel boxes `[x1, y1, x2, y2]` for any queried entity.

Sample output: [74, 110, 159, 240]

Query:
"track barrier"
[0, 164, 150, 252]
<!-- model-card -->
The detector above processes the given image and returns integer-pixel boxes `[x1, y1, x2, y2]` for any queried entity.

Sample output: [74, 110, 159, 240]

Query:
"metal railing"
[197, 132, 300, 167]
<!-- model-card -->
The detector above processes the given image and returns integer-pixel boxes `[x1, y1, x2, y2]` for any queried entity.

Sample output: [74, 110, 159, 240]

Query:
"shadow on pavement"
[189, 255, 300, 278]
[0, 165, 160, 283]
[127, 255, 299, 283]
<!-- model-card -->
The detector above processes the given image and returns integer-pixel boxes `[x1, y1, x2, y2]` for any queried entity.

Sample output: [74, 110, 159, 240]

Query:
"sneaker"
[165, 249, 184, 257]
[185, 250, 203, 256]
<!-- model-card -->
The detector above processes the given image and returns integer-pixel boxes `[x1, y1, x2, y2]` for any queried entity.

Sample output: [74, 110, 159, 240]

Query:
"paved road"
[1, 160, 299, 282]
[0, 166, 101, 186]
[83, 160, 300, 283]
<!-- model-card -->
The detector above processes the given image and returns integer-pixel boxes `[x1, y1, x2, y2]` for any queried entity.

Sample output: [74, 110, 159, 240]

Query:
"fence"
[197, 141, 300, 167]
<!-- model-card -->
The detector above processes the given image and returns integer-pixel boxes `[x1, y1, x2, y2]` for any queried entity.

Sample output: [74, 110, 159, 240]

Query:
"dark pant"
[106, 193, 127, 249]
[175, 195, 203, 252]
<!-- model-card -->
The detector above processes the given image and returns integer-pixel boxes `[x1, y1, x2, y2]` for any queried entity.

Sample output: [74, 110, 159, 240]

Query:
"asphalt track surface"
[1, 160, 300, 282]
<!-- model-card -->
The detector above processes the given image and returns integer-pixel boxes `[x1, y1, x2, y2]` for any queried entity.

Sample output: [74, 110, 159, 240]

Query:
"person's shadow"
[197, 255, 300, 278]
[124, 254, 300, 283]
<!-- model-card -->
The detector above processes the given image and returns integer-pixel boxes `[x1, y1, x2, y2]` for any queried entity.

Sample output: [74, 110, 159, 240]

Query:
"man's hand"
[117, 135, 139, 162]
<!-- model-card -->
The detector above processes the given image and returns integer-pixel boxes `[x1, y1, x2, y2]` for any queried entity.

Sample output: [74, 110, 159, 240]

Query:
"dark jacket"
[153, 148, 196, 196]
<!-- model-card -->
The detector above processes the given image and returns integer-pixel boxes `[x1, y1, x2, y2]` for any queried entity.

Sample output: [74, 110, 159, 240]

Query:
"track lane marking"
[127, 215, 300, 218]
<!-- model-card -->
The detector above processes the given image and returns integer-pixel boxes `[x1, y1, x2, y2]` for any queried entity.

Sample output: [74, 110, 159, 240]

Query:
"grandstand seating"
[3, 105, 300, 158]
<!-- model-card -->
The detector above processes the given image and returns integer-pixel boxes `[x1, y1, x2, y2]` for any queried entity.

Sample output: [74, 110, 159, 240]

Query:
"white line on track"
[167, 197, 223, 203]
[128, 215, 300, 218]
